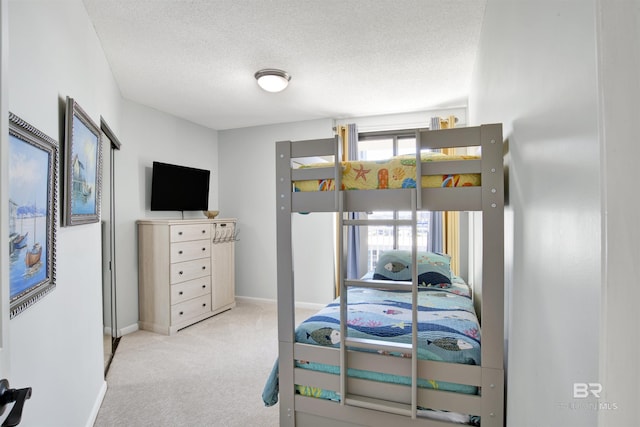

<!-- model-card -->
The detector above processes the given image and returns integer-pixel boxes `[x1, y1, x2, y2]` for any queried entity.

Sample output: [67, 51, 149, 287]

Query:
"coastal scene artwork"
[8, 112, 58, 318]
[63, 97, 102, 226]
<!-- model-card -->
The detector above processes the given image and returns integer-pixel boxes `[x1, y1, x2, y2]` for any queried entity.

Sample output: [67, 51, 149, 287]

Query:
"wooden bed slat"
[291, 373, 483, 416]
[421, 159, 482, 175]
[293, 343, 483, 387]
[417, 388, 482, 415]
[347, 377, 482, 415]
[345, 394, 412, 417]
[291, 166, 335, 181]
[344, 278, 413, 290]
[291, 184, 483, 212]
[295, 395, 459, 427]
[348, 350, 412, 378]
[290, 159, 482, 185]
[346, 379, 411, 406]
[294, 343, 338, 366]
[419, 127, 481, 149]
[418, 359, 481, 386]
[289, 137, 337, 158]
[345, 337, 413, 355]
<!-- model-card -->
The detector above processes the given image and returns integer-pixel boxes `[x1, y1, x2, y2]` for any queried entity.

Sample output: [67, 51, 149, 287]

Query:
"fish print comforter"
[262, 276, 481, 407]
[294, 152, 480, 192]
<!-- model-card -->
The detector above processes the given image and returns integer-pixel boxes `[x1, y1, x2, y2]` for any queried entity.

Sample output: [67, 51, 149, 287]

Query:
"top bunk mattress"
[294, 152, 480, 192]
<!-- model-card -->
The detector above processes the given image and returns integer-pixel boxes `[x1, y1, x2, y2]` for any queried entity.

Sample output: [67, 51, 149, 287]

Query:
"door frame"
[1, 0, 12, 388]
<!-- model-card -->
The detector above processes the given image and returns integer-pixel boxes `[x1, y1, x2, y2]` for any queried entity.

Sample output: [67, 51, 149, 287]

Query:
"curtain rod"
[332, 116, 459, 133]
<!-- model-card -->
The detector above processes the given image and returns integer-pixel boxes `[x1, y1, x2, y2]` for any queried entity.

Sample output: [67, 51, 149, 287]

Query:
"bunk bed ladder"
[338, 189, 420, 419]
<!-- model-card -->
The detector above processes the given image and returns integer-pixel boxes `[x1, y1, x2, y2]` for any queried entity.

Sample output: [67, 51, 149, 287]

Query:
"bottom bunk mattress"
[263, 275, 481, 423]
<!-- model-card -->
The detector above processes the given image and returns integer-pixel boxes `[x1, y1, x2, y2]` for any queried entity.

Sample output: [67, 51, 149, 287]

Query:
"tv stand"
[137, 218, 237, 335]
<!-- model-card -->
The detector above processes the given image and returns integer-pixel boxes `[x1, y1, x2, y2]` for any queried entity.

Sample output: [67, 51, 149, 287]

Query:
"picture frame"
[8, 112, 59, 318]
[63, 97, 102, 226]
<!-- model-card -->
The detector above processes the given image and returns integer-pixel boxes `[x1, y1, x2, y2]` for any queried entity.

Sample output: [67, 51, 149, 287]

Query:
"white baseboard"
[119, 322, 139, 337]
[293, 301, 325, 311]
[86, 380, 107, 427]
[235, 295, 275, 305]
[235, 295, 324, 311]
[103, 323, 139, 337]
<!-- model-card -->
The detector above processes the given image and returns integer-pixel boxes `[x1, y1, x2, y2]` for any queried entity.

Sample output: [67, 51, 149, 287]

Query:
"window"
[357, 133, 434, 272]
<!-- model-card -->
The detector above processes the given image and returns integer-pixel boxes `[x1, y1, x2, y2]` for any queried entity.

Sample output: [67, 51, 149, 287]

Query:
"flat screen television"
[150, 161, 210, 211]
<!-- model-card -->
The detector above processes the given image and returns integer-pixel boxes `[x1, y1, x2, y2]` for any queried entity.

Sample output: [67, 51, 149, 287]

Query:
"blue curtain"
[427, 117, 444, 254]
[428, 211, 443, 253]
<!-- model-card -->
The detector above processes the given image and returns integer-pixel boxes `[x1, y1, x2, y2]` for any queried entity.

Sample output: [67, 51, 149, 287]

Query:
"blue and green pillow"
[373, 250, 452, 288]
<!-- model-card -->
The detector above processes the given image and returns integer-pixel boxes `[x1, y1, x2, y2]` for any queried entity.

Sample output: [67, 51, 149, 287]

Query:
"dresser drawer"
[170, 258, 211, 284]
[171, 294, 211, 323]
[171, 276, 211, 305]
[170, 239, 210, 263]
[170, 224, 211, 243]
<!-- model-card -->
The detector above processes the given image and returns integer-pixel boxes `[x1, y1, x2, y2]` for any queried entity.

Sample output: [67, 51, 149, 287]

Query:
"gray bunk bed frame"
[275, 123, 504, 427]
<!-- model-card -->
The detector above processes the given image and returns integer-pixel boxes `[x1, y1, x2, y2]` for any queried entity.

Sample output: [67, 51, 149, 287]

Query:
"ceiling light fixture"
[254, 68, 291, 93]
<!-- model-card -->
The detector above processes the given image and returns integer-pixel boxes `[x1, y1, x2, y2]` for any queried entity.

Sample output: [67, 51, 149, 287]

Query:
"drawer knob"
[179, 250, 183, 254]
[179, 311, 184, 316]
[202, 266, 206, 270]
[202, 247, 206, 251]
[202, 303, 206, 307]
[202, 229, 206, 234]
[179, 271, 183, 275]
[202, 285, 206, 289]
[178, 231, 183, 235]
[179, 291, 183, 295]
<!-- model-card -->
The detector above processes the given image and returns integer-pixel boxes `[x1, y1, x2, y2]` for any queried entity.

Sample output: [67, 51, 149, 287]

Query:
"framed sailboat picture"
[63, 97, 102, 226]
[8, 112, 58, 318]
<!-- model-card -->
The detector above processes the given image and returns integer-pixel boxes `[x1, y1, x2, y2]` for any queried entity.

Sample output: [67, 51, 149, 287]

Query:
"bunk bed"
[267, 124, 504, 427]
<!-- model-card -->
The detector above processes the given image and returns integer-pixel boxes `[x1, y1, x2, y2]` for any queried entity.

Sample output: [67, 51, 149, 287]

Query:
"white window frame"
[357, 131, 433, 272]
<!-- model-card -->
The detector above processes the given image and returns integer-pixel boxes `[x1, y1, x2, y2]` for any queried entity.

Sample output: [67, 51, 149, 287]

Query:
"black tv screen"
[150, 161, 210, 211]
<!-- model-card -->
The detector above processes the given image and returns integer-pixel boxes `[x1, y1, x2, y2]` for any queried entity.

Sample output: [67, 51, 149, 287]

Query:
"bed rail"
[283, 124, 502, 214]
[418, 126, 482, 150]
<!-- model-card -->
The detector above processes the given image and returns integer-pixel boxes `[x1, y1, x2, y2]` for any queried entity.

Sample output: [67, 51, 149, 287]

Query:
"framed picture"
[8, 112, 58, 318]
[63, 97, 102, 226]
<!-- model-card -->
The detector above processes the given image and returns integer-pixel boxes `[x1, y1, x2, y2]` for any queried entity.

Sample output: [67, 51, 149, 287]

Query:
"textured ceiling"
[82, 0, 486, 130]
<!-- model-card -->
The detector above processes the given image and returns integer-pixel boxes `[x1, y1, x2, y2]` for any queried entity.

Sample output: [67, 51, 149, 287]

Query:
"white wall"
[595, 2, 640, 426]
[469, 1, 601, 426]
[218, 120, 335, 305]
[5, 1, 219, 425]
[115, 99, 218, 332]
[7, 1, 117, 425]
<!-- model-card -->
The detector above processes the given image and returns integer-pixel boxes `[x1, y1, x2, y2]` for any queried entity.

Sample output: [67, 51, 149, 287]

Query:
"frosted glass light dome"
[254, 69, 291, 93]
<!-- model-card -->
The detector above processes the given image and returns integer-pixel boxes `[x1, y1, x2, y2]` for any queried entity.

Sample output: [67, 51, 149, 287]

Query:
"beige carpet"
[94, 299, 316, 427]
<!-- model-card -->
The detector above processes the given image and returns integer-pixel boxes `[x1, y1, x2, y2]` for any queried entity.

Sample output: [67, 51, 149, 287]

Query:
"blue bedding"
[262, 276, 481, 407]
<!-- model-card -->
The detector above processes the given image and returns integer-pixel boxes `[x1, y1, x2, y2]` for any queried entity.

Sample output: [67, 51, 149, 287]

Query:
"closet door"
[100, 117, 121, 375]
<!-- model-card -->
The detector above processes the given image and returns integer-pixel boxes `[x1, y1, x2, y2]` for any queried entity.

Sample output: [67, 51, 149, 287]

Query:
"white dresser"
[137, 218, 236, 335]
